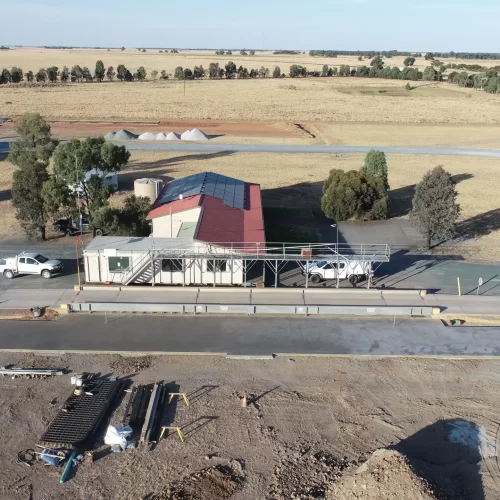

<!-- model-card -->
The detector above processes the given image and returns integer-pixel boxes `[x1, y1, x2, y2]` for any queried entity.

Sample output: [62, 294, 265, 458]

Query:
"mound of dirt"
[149, 460, 245, 500]
[155, 133, 166, 140]
[113, 129, 138, 140]
[109, 355, 152, 374]
[329, 449, 437, 500]
[103, 131, 116, 140]
[268, 444, 354, 499]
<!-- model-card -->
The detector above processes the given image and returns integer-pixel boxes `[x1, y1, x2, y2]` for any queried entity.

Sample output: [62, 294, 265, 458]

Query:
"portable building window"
[207, 259, 227, 272]
[108, 256, 130, 272]
[162, 258, 184, 272]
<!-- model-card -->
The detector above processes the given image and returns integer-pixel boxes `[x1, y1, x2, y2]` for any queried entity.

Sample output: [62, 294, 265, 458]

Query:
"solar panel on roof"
[156, 172, 247, 209]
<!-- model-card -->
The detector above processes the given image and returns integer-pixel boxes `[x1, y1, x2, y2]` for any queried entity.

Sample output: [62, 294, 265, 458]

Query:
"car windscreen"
[35, 255, 48, 263]
[315, 261, 327, 268]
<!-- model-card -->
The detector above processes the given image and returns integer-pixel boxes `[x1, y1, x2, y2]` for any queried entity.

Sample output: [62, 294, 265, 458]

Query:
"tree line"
[311, 49, 500, 60]
[2, 57, 499, 94]
[321, 151, 460, 250]
[9, 113, 150, 240]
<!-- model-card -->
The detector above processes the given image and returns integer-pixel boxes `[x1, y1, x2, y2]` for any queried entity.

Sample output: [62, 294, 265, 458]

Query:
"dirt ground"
[0, 352, 499, 500]
[1, 78, 498, 125]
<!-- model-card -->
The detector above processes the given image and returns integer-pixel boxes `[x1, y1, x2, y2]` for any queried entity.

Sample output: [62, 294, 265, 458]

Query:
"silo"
[134, 178, 163, 202]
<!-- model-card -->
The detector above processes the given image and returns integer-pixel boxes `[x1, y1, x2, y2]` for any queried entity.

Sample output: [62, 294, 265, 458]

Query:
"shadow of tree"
[456, 208, 500, 241]
[118, 150, 237, 191]
[262, 181, 323, 209]
[394, 418, 486, 500]
[389, 173, 474, 217]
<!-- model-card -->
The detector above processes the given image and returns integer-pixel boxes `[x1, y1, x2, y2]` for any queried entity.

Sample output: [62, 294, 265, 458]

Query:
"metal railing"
[104, 242, 390, 263]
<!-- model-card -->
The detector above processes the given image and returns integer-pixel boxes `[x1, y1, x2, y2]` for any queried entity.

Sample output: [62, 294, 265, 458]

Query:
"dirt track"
[0, 119, 308, 142]
[1, 353, 499, 499]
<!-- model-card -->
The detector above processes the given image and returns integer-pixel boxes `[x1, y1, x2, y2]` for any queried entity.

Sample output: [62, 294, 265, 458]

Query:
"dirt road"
[1, 352, 499, 499]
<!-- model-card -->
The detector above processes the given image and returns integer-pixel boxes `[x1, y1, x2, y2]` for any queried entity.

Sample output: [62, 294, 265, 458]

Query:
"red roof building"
[147, 172, 265, 248]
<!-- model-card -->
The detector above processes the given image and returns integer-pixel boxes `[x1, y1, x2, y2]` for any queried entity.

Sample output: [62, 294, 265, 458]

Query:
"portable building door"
[85, 254, 101, 283]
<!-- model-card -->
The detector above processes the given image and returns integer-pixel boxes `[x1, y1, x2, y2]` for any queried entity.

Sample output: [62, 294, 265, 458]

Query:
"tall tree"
[60, 66, 70, 82]
[70, 65, 83, 82]
[116, 64, 127, 81]
[174, 66, 184, 79]
[151, 69, 159, 80]
[10, 67, 23, 83]
[106, 66, 115, 80]
[36, 68, 47, 82]
[370, 56, 385, 69]
[8, 113, 57, 167]
[411, 166, 460, 249]
[81, 67, 92, 82]
[25, 70, 34, 82]
[46, 66, 59, 82]
[95, 60, 105, 81]
[12, 163, 49, 240]
[360, 150, 389, 190]
[225, 61, 237, 79]
[0, 68, 11, 83]
[136, 66, 147, 81]
[273, 66, 281, 78]
[208, 62, 220, 79]
[321, 169, 388, 222]
[52, 137, 130, 221]
[9, 114, 57, 240]
[93, 195, 151, 236]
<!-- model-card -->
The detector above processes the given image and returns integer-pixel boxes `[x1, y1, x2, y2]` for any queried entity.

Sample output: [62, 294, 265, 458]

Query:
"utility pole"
[331, 224, 339, 289]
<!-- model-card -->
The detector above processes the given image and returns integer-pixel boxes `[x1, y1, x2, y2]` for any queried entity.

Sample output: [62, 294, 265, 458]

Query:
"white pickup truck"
[305, 260, 370, 286]
[0, 252, 64, 279]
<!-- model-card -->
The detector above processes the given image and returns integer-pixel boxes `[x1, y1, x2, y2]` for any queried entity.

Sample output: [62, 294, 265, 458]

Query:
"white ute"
[305, 260, 370, 286]
[0, 252, 63, 279]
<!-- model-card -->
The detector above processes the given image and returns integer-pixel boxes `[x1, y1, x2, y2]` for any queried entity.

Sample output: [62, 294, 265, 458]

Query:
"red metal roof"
[147, 179, 265, 247]
[147, 194, 201, 219]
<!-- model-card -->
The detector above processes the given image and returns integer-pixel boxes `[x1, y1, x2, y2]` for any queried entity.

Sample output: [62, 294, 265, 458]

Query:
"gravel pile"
[138, 132, 157, 140]
[155, 133, 166, 140]
[103, 131, 116, 140]
[181, 128, 210, 141]
[165, 132, 181, 140]
[113, 129, 138, 140]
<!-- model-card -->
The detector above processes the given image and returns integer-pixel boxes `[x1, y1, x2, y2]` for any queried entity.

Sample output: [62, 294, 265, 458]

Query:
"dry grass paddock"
[1, 77, 499, 125]
[2, 47, 500, 76]
[3, 151, 497, 257]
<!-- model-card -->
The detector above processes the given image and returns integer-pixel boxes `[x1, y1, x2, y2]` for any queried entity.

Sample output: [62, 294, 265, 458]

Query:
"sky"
[2, 0, 499, 52]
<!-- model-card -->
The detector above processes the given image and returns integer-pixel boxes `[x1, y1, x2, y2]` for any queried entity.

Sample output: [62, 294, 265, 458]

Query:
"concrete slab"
[198, 290, 250, 305]
[304, 293, 385, 306]
[118, 290, 199, 304]
[75, 290, 121, 303]
[251, 291, 304, 305]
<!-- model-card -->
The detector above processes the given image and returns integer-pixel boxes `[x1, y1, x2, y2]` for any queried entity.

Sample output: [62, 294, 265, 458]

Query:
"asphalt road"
[1, 316, 500, 356]
[2, 141, 500, 158]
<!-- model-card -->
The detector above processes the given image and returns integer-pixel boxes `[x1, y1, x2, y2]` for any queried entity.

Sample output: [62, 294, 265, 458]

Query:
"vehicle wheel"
[3, 270, 14, 279]
[349, 275, 358, 287]
[41, 270, 52, 279]
[94, 228, 104, 236]
[310, 274, 321, 284]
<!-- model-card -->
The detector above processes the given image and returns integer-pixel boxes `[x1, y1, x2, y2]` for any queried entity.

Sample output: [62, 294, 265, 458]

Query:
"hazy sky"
[2, 0, 499, 52]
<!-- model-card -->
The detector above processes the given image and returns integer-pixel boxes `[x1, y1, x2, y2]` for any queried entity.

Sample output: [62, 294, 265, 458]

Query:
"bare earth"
[1, 78, 499, 125]
[1, 352, 499, 499]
